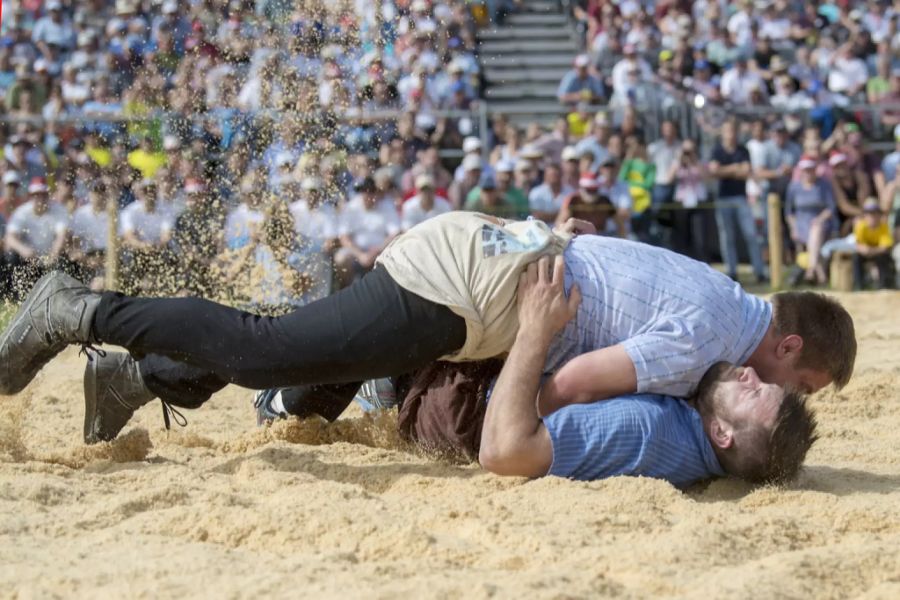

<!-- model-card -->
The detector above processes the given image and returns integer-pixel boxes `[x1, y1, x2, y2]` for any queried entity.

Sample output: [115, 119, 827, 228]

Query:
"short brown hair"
[720, 390, 819, 485]
[771, 292, 856, 389]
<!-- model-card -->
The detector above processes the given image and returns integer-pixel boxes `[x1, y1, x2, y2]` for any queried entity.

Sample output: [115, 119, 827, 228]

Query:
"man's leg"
[852, 253, 866, 290]
[736, 199, 766, 280]
[92, 267, 467, 390]
[715, 201, 739, 278]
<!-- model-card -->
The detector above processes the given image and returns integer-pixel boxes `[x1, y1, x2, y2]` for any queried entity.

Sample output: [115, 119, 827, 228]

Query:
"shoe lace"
[78, 343, 107, 361]
[161, 401, 188, 430]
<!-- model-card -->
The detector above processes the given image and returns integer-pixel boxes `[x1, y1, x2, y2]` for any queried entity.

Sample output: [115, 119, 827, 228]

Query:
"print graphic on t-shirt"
[481, 223, 547, 258]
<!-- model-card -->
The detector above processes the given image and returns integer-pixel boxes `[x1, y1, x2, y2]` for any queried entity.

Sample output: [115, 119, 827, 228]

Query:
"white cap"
[3, 172, 21, 185]
[46, 0, 63, 10]
[34, 58, 49, 72]
[162, 0, 178, 14]
[495, 159, 515, 174]
[462, 154, 482, 171]
[561, 146, 579, 161]
[519, 144, 543, 159]
[515, 158, 534, 172]
[415, 113, 437, 131]
[411, 0, 429, 12]
[448, 60, 465, 73]
[163, 135, 181, 150]
[276, 152, 294, 167]
[415, 173, 435, 189]
[574, 54, 590, 68]
[28, 178, 49, 194]
[301, 177, 321, 191]
[462, 136, 482, 154]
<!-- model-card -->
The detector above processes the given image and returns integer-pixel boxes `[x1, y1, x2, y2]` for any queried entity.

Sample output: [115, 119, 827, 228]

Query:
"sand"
[2, 292, 900, 599]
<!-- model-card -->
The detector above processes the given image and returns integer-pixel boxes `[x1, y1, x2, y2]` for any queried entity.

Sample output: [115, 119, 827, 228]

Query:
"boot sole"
[0, 272, 69, 395]
[83, 354, 100, 444]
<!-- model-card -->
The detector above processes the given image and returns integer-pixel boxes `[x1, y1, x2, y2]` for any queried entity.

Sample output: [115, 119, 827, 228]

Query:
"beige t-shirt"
[377, 212, 571, 361]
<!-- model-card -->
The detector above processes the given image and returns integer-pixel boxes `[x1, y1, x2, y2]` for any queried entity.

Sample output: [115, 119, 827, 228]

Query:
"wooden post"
[106, 196, 119, 291]
[767, 193, 783, 291]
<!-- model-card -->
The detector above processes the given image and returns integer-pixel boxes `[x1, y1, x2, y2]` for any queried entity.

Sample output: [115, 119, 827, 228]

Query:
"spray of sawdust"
[0, 393, 31, 463]
[40, 428, 153, 469]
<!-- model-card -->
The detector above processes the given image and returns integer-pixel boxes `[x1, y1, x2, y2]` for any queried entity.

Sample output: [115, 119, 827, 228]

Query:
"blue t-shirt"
[543, 395, 725, 489]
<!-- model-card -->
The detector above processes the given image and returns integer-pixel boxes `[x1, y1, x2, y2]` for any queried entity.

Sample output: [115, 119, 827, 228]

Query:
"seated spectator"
[223, 177, 265, 251]
[4, 177, 68, 275]
[574, 112, 613, 171]
[170, 179, 225, 296]
[449, 154, 482, 209]
[490, 160, 529, 219]
[463, 173, 517, 218]
[67, 181, 109, 289]
[5, 134, 46, 183]
[596, 157, 633, 238]
[290, 176, 339, 293]
[556, 173, 616, 235]
[336, 176, 401, 287]
[513, 158, 539, 197]
[120, 179, 174, 292]
[529, 163, 574, 224]
[0, 172, 22, 219]
[557, 54, 605, 106]
[560, 146, 580, 189]
[830, 152, 869, 235]
[786, 157, 837, 286]
[402, 174, 452, 231]
[853, 199, 895, 290]
[720, 57, 766, 105]
[670, 140, 710, 261]
[400, 146, 452, 198]
[827, 42, 868, 102]
[611, 44, 652, 99]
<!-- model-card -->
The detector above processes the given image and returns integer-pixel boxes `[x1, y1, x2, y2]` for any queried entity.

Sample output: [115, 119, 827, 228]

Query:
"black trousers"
[852, 252, 894, 290]
[95, 268, 467, 420]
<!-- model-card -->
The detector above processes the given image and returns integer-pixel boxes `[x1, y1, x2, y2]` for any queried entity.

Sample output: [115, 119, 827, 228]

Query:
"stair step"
[484, 67, 566, 83]
[478, 26, 573, 41]
[484, 87, 560, 101]
[478, 39, 579, 54]
[521, 0, 559, 12]
[487, 100, 565, 116]
[505, 13, 569, 26]
[481, 54, 576, 68]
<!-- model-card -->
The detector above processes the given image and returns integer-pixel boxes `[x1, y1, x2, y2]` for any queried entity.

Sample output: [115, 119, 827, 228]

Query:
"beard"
[693, 361, 733, 417]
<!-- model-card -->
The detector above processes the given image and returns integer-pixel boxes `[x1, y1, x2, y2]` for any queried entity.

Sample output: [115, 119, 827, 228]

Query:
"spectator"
[336, 176, 400, 287]
[560, 145, 580, 189]
[827, 42, 868, 101]
[449, 154, 483, 210]
[709, 120, 766, 283]
[464, 172, 515, 218]
[224, 176, 265, 251]
[170, 179, 224, 296]
[670, 140, 709, 261]
[830, 152, 870, 235]
[513, 158, 538, 197]
[764, 121, 802, 200]
[596, 157, 633, 238]
[120, 179, 173, 282]
[618, 134, 655, 221]
[67, 181, 109, 289]
[880, 125, 900, 188]
[401, 146, 453, 197]
[574, 112, 612, 172]
[290, 176, 339, 294]
[853, 198, 894, 290]
[127, 136, 167, 180]
[786, 157, 837, 286]
[402, 173, 452, 231]
[32, 1, 76, 62]
[490, 160, 529, 219]
[556, 172, 616, 235]
[557, 54, 605, 106]
[5, 135, 46, 183]
[4, 177, 68, 272]
[0, 172, 22, 219]
[647, 120, 680, 208]
[720, 57, 766, 105]
[610, 44, 652, 99]
[528, 162, 574, 224]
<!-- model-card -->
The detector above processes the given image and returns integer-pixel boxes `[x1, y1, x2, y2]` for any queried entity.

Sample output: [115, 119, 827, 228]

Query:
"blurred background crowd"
[1, 0, 899, 312]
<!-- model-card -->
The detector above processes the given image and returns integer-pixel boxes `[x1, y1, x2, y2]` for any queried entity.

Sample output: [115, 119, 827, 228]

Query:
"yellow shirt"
[567, 112, 590, 138]
[127, 150, 168, 179]
[854, 219, 894, 248]
[86, 146, 112, 168]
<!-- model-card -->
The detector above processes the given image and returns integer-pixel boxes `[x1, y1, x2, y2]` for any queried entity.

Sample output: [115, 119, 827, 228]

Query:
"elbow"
[478, 438, 526, 477]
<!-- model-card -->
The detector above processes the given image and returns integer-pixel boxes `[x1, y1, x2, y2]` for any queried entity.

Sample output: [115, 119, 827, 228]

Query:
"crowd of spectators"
[3, 0, 900, 306]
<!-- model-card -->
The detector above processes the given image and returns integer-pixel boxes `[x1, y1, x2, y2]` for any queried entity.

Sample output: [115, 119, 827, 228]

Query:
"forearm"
[479, 329, 551, 477]
[5, 234, 33, 257]
[537, 345, 637, 416]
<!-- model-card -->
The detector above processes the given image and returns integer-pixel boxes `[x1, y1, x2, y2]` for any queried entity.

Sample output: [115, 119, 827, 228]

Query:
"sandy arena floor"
[2, 292, 900, 599]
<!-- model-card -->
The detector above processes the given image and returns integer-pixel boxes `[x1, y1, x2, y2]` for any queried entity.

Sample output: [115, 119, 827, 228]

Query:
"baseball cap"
[162, 0, 178, 14]
[479, 173, 497, 190]
[34, 59, 49, 73]
[137, 178, 157, 190]
[578, 173, 600, 189]
[574, 54, 590, 68]
[462, 136, 482, 154]
[415, 173, 435, 189]
[515, 159, 534, 172]
[28, 177, 49, 194]
[3, 172, 21, 186]
[46, 0, 63, 10]
[519, 144, 544, 159]
[163, 135, 181, 151]
[462, 154, 482, 171]
[862, 198, 882, 213]
[561, 146, 579, 162]
[495, 159, 515, 174]
[301, 177, 321, 191]
[594, 112, 610, 126]
[828, 152, 848, 167]
[797, 156, 817, 170]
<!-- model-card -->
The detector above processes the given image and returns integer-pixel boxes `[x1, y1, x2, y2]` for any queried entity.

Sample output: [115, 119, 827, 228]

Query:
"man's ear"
[774, 334, 804, 361]
[709, 417, 734, 451]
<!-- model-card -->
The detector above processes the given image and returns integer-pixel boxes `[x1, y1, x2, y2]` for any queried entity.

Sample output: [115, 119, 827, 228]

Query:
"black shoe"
[0, 271, 100, 395]
[84, 350, 157, 444]
[253, 389, 288, 426]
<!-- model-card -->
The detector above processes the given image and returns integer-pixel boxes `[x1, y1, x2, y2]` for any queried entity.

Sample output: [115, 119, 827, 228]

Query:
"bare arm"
[536, 345, 638, 416]
[4, 231, 35, 259]
[479, 256, 581, 477]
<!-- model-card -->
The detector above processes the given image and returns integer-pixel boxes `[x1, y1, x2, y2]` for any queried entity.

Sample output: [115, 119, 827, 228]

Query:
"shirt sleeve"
[878, 223, 895, 248]
[621, 318, 727, 397]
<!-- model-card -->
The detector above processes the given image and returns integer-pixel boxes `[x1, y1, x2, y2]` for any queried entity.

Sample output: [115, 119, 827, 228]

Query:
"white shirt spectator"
[648, 139, 680, 186]
[224, 203, 264, 250]
[727, 9, 753, 48]
[339, 197, 401, 252]
[7, 201, 68, 256]
[720, 67, 766, 104]
[31, 14, 76, 50]
[828, 56, 869, 96]
[401, 193, 452, 231]
[120, 202, 173, 244]
[291, 200, 341, 248]
[529, 183, 575, 218]
[759, 16, 791, 41]
[69, 204, 108, 252]
[611, 58, 653, 96]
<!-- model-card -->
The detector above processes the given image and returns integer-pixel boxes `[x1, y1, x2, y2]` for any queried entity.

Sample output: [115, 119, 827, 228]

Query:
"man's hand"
[554, 217, 597, 237]
[517, 255, 581, 345]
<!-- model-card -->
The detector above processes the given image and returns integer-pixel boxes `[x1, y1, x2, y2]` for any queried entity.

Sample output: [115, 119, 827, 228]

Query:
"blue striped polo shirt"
[543, 394, 725, 488]
[544, 235, 772, 398]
